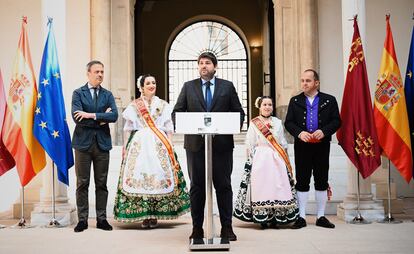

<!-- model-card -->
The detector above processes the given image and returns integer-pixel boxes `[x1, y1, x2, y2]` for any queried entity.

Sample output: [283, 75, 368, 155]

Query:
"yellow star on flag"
[53, 73, 60, 79]
[35, 107, 41, 114]
[41, 79, 49, 86]
[39, 121, 47, 129]
[37, 92, 42, 100]
[52, 130, 59, 138]
[408, 70, 412, 79]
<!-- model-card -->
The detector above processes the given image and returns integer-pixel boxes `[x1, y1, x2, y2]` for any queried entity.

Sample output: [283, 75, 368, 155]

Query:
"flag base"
[45, 218, 65, 228]
[349, 213, 371, 224]
[10, 218, 34, 229]
[377, 215, 402, 224]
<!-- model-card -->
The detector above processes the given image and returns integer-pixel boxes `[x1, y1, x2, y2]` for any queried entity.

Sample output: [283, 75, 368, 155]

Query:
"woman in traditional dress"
[233, 96, 298, 228]
[114, 74, 190, 228]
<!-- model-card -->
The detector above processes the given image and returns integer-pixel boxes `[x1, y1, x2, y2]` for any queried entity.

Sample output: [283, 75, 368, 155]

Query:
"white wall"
[318, 0, 344, 104]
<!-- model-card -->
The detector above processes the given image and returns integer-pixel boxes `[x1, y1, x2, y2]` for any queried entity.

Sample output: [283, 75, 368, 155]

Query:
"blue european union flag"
[33, 18, 73, 185]
[405, 25, 414, 178]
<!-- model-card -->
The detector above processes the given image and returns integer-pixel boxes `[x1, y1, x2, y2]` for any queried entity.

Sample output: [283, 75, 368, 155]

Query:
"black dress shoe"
[269, 222, 280, 229]
[189, 227, 204, 240]
[316, 216, 335, 228]
[260, 223, 269, 229]
[97, 220, 113, 231]
[74, 221, 88, 232]
[291, 216, 307, 229]
[220, 225, 237, 241]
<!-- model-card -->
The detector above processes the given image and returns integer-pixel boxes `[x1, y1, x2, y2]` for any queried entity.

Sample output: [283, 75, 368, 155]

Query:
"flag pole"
[378, 159, 402, 224]
[350, 170, 370, 224]
[47, 163, 63, 228]
[11, 187, 33, 229]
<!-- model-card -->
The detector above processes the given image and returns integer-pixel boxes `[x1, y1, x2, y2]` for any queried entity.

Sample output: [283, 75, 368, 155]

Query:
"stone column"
[90, 0, 135, 146]
[90, 0, 111, 89]
[336, 0, 384, 222]
[30, 0, 76, 226]
[273, 0, 318, 118]
[298, 0, 319, 73]
[110, 0, 136, 145]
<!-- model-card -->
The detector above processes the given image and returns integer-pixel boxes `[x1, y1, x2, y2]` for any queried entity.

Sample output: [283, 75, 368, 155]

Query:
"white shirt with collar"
[87, 83, 100, 98]
[305, 91, 319, 105]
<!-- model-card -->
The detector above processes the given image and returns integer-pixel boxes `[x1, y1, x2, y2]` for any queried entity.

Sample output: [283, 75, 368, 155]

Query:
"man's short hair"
[304, 69, 319, 81]
[197, 52, 217, 66]
[86, 60, 104, 72]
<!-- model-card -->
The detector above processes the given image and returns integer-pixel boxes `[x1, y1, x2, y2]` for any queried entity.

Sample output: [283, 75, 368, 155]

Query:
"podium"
[175, 112, 240, 251]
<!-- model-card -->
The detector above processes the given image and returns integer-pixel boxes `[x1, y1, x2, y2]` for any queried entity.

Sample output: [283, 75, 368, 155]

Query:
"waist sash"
[251, 117, 293, 176]
[135, 98, 179, 185]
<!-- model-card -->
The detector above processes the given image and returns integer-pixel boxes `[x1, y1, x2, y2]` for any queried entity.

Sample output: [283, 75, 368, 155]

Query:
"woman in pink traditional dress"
[113, 74, 190, 229]
[233, 96, 298, 228]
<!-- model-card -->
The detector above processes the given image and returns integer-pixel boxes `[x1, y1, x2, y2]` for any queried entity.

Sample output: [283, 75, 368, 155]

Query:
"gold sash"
[251, 117, 293, 176]
[135, 97, 179, 185]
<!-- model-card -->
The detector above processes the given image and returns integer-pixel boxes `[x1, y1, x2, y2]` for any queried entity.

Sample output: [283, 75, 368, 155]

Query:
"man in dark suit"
[173, 52, 245, 241]
[71, 60, 118, 232]
[285, 69, 341, 229]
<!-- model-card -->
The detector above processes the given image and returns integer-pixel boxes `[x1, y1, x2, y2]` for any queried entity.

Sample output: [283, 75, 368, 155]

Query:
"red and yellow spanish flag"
[0, 69, 16, 176]
[1, 17, 46, 186]
[374, 15, 413, 182]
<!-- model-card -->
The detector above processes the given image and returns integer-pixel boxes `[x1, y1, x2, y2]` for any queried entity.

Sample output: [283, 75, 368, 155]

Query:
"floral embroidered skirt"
[113, 130, 190, 222]
[233, 147, 298, 224]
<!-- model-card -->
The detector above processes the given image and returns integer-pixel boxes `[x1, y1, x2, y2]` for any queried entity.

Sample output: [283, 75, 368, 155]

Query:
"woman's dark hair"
[257, 96, 273, 107]
[138, 74, 154, 87]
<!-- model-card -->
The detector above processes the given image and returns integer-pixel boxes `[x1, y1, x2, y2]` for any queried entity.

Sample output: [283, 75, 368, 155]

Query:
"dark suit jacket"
[285, 92, 341, 142]
[71, 84, 118, 151]
[173, 78, 245, 152]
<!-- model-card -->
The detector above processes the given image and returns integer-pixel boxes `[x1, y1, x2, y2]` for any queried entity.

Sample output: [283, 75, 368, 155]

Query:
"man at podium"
[173, 52, 245, 242]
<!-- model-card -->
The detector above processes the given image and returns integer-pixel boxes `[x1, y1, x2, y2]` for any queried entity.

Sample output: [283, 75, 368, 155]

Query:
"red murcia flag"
[337, 16, 381, 178]
[0, 69, 16, 176]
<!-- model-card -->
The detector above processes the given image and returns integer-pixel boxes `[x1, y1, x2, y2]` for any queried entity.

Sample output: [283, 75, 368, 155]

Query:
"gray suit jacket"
[71, 84, 118, 151]
[173, 78, 245, 152]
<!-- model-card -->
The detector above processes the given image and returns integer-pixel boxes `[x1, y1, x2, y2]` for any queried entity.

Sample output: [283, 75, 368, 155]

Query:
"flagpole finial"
[22, 16, 27, 24]
[412, 11, 414, 20]
[386, 13, 390, 21]
[348, 15, 356, 21]
[47, 17, 53, 26]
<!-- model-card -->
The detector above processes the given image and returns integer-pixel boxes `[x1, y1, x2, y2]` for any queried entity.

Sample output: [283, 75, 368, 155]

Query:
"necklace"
[260, 114, 271, 119]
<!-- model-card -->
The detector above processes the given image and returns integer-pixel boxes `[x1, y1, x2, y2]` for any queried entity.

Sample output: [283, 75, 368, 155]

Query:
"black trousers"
[75, 141, 110, 222]
[186, 148, 233, 228]
[294, 140, 330, 192]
